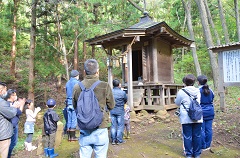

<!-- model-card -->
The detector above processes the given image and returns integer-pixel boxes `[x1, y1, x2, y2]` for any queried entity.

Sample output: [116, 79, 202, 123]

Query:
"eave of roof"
[85, 14, 193, 47]
[209, 42, 240, 52]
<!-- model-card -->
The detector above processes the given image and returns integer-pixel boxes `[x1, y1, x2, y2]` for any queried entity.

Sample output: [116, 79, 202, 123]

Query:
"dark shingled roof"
[129, 13, 159, 29]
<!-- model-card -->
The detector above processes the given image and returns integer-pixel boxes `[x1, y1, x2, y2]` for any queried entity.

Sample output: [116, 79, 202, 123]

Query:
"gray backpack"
[76, 81, 103, 130]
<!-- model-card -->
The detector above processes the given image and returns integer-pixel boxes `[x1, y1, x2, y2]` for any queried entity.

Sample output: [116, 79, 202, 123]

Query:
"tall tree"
[218, 0, 230, 44]
[194, 0, 218, 89]
[234, 0, 240, 41]
[182, 0, 201, 76]
[28, 0, 38, 101]
[10, 0, 19, 77]
[204, 0, 221, 45]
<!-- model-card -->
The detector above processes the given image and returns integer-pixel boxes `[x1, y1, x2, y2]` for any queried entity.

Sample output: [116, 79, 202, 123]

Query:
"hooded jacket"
[175, 86, 203, 124]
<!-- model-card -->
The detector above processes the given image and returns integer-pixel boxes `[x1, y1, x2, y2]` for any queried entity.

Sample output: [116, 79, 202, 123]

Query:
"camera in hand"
[175, 108, 180, 116]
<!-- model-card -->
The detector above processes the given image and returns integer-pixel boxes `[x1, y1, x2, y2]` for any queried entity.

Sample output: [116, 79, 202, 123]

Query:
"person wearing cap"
[24, 99, 41, 151]
[43, 98, 59, 157]
[5, 89, 25, 158]
[63, 70, 80, 141]
[0, 82, 17, 158]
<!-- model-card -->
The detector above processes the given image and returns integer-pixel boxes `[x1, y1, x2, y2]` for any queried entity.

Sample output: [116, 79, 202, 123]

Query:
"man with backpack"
[175, 74, 202, 158]
[72, 59, 115, 158]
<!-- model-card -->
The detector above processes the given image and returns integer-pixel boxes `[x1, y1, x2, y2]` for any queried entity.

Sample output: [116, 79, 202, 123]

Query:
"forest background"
[1, 0, 240, 102]
[1, 0, 240, 157]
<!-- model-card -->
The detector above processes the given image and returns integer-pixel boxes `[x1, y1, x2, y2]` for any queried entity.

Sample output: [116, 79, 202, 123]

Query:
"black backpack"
[181, 89, 202, 121]
[76, 80, 103, 130]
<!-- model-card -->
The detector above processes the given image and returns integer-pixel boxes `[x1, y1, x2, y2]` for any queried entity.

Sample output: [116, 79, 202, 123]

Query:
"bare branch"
[127, 0, 144, 13]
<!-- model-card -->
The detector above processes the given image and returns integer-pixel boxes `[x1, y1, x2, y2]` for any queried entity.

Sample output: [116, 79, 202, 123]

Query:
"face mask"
[0, 92, 7, 99]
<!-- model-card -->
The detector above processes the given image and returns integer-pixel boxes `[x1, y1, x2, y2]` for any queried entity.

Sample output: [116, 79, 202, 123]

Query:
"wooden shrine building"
[86, 13, 193, 111]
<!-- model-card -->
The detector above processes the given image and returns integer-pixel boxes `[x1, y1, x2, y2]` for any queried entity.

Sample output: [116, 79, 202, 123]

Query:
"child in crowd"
[43, 98, 59, 157]
[123, 104, 131, 139]
[24, 99, 41, 151]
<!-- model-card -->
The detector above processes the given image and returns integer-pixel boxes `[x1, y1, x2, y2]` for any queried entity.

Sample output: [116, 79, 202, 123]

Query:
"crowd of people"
[0, 59, 215, 158]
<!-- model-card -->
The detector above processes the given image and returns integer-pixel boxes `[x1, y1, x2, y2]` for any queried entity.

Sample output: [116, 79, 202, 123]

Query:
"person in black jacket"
[43, 98, 59, 157]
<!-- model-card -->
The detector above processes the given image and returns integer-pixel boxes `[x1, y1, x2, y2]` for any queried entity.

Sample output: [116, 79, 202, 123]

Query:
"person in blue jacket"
[197, 75, 215, 151]
[110, 79, 128, 145]
[63, 70, 80, 141]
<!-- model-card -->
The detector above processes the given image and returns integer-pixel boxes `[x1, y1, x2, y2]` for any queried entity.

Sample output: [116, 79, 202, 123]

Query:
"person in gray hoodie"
[175, 74, 202, 158]
[0, 82, 17, 158]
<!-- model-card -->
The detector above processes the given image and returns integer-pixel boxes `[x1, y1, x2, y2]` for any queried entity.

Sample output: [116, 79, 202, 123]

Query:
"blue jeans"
[79, 128, 109, 158]
[202, 119, 213, 149]
[182, 123, 202, 157]
[110, 114, 124, 143]
[67, 108, 77, 129]
[8, 125, 18, 158]
[63, 108, 68, 133]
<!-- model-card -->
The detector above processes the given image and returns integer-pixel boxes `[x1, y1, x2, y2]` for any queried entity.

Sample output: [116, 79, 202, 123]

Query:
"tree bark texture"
[74, 29, 79, 70]
[195, 0, 219, 89]
[182, 0, 201, 76]
[234, 0, 240, 41]
[10, 0, 18, 77]
[204, 0, 221, 45]
[28, 0, 38, 101]
[218, 0, 230, 44]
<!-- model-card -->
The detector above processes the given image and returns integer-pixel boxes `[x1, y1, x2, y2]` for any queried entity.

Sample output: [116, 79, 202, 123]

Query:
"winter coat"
[43, 109, 60, 134]
[199, 86, 215, 120]
[0, 98, 17, 140]
[66, 77, 80, 108]
[73, 75, 115, 129]
[110, 87, 127, 115]
[175, 86, 203, 124]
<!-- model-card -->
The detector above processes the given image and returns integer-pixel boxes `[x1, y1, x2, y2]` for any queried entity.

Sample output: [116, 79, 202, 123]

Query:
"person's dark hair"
[84, 59, 99, 75]
[5, 89, 16, 100]
[197, 75, 210, 95]
[113, 79, 120, 87]
[184, 74, 196, 86]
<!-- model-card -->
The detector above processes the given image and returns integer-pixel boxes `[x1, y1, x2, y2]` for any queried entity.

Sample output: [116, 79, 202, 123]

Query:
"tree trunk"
[234, 0, 240, 41]
[56, 6, 69, 80]
[194, 0, 219, 89]
[28, 0, 38, 101]
[182, 0, 201, 76]
[74, 29, 79, 70]
[10, 0, 18, 77]
[218, 0, 230, 44]
[204, 0, 221, 45]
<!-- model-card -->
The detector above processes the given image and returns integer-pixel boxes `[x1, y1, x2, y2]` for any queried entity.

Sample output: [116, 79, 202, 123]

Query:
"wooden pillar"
[152, 38, 158, 83]
[122, 46, 126, 85]
[127, 46, 133, 108]
[92, 45, 95, 59]
[108, 48, 113, 89]
[218, 52, 225, 112]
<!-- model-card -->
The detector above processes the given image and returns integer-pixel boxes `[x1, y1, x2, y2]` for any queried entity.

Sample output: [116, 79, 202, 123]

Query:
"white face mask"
[0, 92, 7, 99]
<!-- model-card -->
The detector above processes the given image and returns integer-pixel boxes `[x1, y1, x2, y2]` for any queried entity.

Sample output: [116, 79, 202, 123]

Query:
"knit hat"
[70, 70, 79, 77]
[46, 98, 56, 107]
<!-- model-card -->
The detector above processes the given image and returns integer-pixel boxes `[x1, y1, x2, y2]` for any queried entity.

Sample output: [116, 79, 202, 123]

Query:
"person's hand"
[18, 98, 26, 107]
[67, 105, 74, 111]
[35, 107, 41, 113]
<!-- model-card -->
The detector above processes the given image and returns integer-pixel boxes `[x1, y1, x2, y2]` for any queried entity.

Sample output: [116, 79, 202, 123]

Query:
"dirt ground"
[12, 107, 240, 158]
[10, 83, 240, 158]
